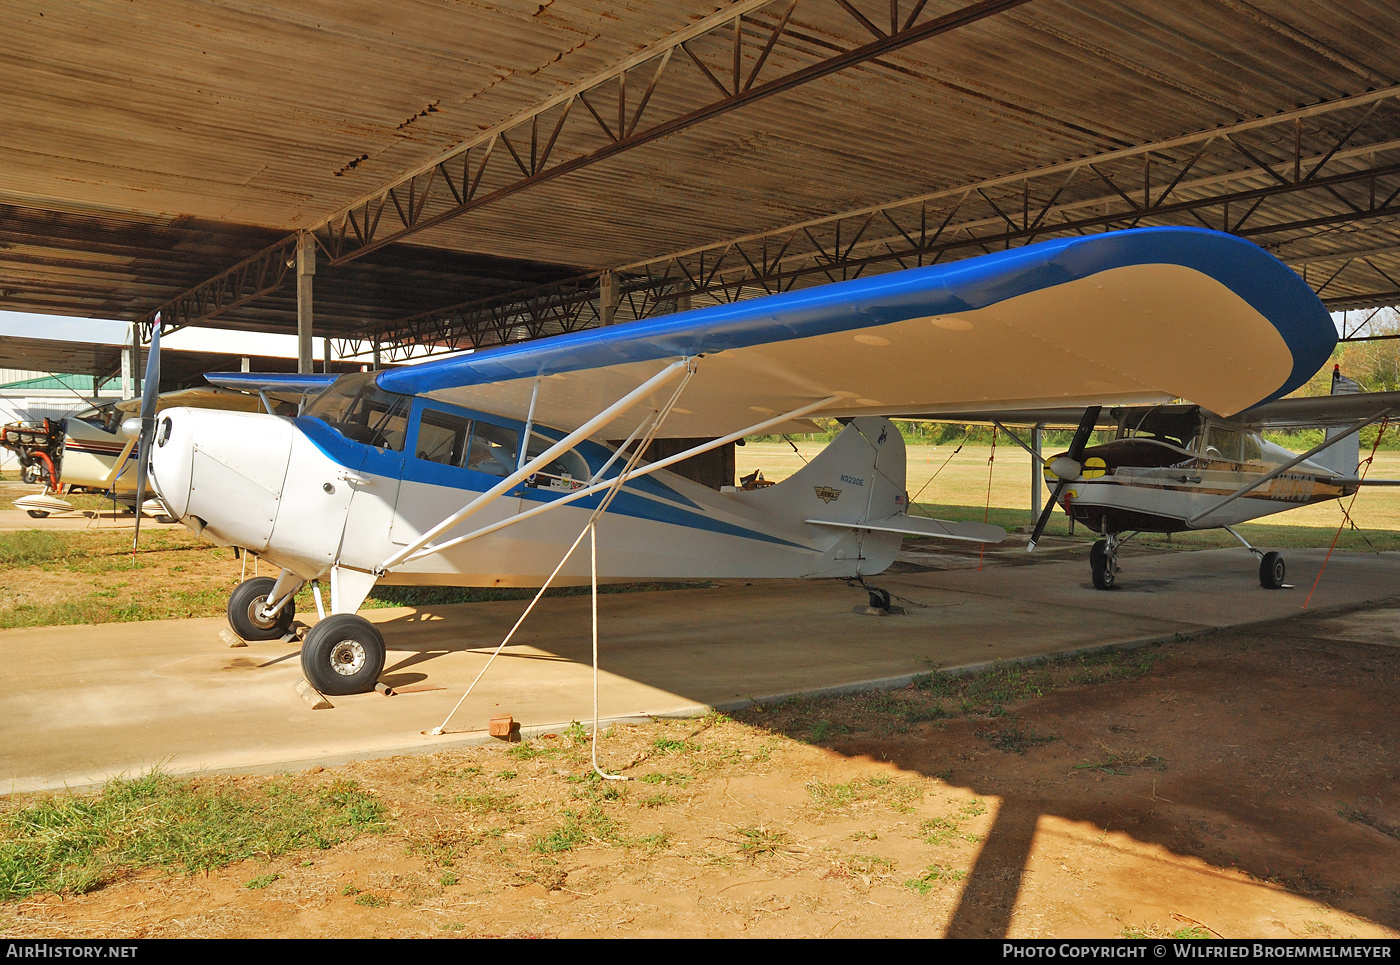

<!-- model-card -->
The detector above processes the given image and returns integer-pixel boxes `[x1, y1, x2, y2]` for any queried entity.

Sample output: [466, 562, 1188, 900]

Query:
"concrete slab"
[3, 547, 1398, 794]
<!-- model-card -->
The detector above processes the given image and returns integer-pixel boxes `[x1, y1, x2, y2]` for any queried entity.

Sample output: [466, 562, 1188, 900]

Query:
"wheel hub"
[249, 600, 277, 629]
[329, 639, 366, 676]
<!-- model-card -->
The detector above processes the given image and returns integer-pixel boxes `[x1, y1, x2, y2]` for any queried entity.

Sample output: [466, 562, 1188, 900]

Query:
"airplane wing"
[365, 227, 1334, 439]
[1233, 390, 1400, 428]
[204, 373, 341, 395]
[114, 386, 266, 416]
[898, 407, 1122, 430]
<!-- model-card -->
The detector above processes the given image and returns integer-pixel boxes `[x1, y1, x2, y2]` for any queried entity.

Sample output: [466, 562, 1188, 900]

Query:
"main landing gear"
[300, 613, 386, 696]
[226, 575, 387, 695]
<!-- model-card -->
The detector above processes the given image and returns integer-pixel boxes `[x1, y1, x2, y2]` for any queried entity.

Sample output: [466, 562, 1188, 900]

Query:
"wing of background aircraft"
[356, 227, 1334, 439]
[1234, 390, 1400, 429]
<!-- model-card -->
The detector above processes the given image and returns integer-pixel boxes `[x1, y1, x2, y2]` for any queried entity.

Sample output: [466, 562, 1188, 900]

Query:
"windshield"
[1118, 406, 1203, 451]
[70, 403, 121, 434]
[303, 372, 409, 451]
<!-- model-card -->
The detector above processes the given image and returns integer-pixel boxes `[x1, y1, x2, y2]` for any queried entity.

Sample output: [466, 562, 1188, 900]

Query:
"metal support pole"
[297, 232, 315, 375]
[1031, 424, 1043, 517]
[599, 270, 618, 326]
[323, 337, 332, 374]
[129, 323, 143, 399]
[121, 324, 136, 401]
[372, 342, 381, 370]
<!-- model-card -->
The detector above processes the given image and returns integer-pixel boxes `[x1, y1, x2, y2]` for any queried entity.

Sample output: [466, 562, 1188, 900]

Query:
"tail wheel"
[227, 576, 295, 641]
[300, 614, 385, 696]
[1260, 551, 1286, 589]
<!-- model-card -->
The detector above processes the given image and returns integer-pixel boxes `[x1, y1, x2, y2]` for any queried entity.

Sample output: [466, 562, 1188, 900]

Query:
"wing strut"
[427, 359, 698, 743]
[394, 392, 842, 567]
[1184, 409, 1395, 526]
[379, 358, 694, 572]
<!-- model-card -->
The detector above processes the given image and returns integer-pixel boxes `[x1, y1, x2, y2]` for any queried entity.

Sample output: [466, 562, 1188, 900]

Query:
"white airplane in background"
[139, 227, 1336, 696]
[1, 385, 315, 519]
[1020, 367, 1400, 590]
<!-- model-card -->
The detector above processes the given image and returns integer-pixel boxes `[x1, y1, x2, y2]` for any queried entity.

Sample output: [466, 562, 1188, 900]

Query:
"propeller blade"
[1026, 480, 1067, 551]
[132, 318, 161, 553]
[1066, 405, 1102, 461]
[1027, 405, 1102, 551]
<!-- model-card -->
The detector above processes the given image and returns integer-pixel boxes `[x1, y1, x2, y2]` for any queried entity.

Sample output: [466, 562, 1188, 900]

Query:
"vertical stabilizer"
[1316, 364, 1362, 476]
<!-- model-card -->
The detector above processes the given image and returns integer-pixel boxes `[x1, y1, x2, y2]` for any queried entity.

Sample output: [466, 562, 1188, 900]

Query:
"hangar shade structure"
[1, 0, 1398, 363]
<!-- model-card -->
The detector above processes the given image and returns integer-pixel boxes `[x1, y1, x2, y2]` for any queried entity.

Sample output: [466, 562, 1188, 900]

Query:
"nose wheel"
[1089, 537, 1118, 590]
[300, 613, 386, 696]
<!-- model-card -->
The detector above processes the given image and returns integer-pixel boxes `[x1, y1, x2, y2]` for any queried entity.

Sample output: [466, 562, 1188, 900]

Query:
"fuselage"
[149, 373, 908, 587]
[1045, 405, 1353, 534]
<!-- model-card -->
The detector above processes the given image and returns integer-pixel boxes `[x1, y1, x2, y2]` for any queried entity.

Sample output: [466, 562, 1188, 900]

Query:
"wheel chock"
[218, 628, 247, 648]
[852, 604, 906, 616]
[294, 678, 333, 710]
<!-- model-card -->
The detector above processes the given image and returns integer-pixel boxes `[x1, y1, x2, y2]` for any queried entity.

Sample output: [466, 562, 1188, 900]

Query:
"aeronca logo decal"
[814, 486, 841, 503]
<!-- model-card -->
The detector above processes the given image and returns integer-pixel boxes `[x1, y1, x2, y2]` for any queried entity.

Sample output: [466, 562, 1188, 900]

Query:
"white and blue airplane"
[144, 227, 1336, 695]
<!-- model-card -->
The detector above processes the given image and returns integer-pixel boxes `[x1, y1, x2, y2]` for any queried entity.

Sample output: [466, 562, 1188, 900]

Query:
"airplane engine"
[150, 407, 296, 553]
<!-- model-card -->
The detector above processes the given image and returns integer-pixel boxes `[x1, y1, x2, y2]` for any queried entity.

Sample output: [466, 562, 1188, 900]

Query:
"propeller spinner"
[1027, 405, 1101, 551]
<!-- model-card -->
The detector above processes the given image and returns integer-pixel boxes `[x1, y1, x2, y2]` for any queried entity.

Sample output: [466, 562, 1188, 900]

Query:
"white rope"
[429, 363, 695, 740]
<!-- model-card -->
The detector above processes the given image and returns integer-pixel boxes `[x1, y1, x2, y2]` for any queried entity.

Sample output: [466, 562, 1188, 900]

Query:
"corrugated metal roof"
[0, 0, 1397, 341]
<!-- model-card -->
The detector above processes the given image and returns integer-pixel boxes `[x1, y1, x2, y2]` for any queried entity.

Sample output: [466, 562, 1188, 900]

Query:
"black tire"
[25, 510, 48, 519]
[300, 614, 385, 696]
[1089, 539, 1107, 567]
[867, 587, 892, 611]
[1260, 551, 1286, 589]
[1091, 552, 1116, 590]
[227, 576, 295, 641]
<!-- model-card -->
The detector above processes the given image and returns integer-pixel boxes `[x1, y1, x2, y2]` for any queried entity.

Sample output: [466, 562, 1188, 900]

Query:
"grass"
[903, 863, 966, 895]
[0, 771, 386, 900]
[739, 440, 1400, 550]
[805, 775, 923, 814]
[977, 723, 1058, 755]
[732, 825, 795, 860]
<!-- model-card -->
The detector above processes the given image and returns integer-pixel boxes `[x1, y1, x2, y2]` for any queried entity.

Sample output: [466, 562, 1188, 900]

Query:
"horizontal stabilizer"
[805, 514, 1005, 544]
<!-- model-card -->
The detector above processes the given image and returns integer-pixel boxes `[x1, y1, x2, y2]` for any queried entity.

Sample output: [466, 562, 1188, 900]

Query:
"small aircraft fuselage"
[1044, 404, 1353, 535]
[150, 372, 927, 594]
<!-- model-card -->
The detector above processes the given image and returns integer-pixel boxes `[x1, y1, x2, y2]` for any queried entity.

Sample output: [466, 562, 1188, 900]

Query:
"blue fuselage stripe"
[293, 417, 808, 550]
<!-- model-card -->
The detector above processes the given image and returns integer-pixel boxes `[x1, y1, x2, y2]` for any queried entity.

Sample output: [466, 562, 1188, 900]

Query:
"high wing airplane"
[931, 367, 1400, 591]
[2, 384, 325, 518]
[143, 226, 1336, 696]
[1022, 369, 1400, 590]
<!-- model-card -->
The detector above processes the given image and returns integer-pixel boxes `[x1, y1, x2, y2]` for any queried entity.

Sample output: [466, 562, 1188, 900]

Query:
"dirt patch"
[4, 613, 1400, 939]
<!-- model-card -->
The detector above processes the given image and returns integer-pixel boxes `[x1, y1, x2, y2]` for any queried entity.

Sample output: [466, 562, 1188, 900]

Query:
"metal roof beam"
[144, 0, 1033, 335]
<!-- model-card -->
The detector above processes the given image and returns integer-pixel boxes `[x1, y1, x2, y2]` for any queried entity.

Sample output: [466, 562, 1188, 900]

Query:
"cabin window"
[466, 420, 518, 477]
[1204, 425, 1243, 462]
[71, 404, 121, 434]
[416, 408, 471, 467]
[1120, 407, 1203, 451]
[304, 372, 409, 451]
[524, 433, 590, 490]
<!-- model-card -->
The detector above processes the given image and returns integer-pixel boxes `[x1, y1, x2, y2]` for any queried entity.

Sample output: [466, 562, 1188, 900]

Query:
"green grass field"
[737, 440, 1400, 553]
